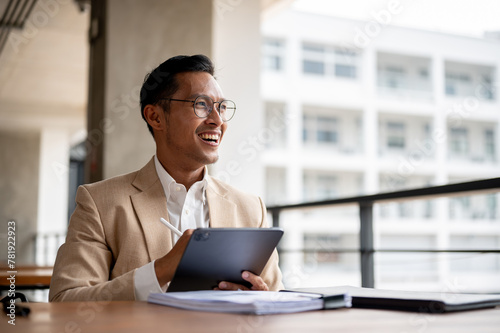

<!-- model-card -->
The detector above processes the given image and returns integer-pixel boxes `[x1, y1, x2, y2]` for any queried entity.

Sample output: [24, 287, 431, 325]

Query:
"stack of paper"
[148, 290, 351, 315]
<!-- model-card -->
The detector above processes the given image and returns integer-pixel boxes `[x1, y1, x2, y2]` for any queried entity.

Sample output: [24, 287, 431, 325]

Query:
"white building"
[260, 9, 500, 292]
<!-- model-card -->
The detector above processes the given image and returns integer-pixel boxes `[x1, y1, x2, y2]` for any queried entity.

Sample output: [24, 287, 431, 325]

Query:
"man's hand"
[154, 229, 194, 286]
[216, 271, 269, 291]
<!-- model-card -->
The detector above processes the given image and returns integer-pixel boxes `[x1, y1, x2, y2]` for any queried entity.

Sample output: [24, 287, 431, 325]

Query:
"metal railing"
[268, 177, 500, 288]
[33, 232, 65, 266]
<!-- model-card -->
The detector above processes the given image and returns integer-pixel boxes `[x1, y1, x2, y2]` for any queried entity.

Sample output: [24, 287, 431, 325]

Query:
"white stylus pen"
[160, 217, 183, 237]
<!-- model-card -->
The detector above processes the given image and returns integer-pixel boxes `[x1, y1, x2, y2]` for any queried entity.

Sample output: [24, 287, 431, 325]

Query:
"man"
[49, 55, 283, 301]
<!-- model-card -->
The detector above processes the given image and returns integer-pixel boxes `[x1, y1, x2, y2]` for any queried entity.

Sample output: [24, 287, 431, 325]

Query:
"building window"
[304, 233, 340, 263]
[450, 194, 498, 220]
[68, 142, 86, 222]
[335, 64, 356, 78]
[485, 129, 496, 161]
[445, 62, 495, 100]
[386, 121, 406, 149]
[334, 49, 357, 78]
[419, 68, 429, 78]
[445, 72, 472, 97]
[302, 43, 325, 75]
[302, 42, 358, 78]
[317, 174, 337, 199]
[486, 194, 498, 220]
[303, 60, 325, 75]
[379, 66, 406, 89]
[445, 84, 456, 95]
[449, 196, 469, 220]
[479, 75, 494, 100]
[449, 127, 468, 157]
[262, 38, 284, 71]
[303, 114, 338, 146]
[303, 172, 337, 201]
[317, 116, 338, 143]
[445, 72, 471, 82]
[378, 235, 437, 282]
[450, 235, 500, 272]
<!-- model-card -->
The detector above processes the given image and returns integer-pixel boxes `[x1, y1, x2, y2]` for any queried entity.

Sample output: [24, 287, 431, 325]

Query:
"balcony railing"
[33, 232, 65, 266]
[267, 177, 500, 288]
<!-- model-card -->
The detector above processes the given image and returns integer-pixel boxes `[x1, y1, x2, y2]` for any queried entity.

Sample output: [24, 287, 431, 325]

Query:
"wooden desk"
[2, 301, 499, 333]
[0, 266, 53, 290]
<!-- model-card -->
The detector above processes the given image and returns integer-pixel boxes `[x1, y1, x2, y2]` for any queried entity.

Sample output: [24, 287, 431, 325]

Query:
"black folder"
[288, 285, 500, 313]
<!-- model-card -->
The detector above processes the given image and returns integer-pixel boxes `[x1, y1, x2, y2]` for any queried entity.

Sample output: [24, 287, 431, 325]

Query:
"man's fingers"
[215, 272, 269, 291]
[242, 271, 269, 291]
[155, 229, 194, 286]
[217, 281, 249, 291]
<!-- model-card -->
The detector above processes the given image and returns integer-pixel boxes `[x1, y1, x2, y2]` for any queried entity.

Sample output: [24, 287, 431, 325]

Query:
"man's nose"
[205, 105, 224, 126]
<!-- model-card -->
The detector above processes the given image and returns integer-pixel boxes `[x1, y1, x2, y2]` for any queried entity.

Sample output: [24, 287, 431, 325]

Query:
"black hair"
[140, 54, 215, 136]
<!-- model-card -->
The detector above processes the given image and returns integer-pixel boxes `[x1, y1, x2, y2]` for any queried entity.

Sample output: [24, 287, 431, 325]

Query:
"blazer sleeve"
[256, 196, 285, 291]
[49, 185, 135, 302]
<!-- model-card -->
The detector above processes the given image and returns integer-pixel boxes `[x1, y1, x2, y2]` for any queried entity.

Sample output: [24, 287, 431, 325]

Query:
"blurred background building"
[261, 8, 500, 292]
[0, 0, 499, 299]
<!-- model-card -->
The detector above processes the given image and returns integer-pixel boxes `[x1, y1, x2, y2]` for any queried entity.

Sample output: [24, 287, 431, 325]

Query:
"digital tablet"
[167, 228, 284, 292]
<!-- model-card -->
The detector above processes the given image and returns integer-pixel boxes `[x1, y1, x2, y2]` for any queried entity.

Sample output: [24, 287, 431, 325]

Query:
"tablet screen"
[167, 228, 283, 292]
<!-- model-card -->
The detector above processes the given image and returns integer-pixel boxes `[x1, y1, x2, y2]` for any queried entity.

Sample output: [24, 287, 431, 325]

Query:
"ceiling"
[0, 0, 38, 56]
[0, 0, 89, 132]
[0, 0, 291, 133]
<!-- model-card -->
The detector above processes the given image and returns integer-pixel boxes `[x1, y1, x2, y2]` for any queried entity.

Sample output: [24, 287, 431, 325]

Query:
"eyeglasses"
[158, 95, 236, 122]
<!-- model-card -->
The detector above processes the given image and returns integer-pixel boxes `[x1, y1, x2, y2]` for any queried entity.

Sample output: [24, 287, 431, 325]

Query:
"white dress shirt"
[134, 155, 210, 300]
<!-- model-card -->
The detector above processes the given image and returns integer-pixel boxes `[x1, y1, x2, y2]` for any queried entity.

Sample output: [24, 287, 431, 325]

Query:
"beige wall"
[0, 130, 40, 264]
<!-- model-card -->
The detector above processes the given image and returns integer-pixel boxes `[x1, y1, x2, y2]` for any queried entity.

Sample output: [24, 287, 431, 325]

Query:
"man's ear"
[143, 104, 165, 132]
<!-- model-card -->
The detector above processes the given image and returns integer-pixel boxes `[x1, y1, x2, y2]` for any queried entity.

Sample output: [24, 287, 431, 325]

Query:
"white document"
[148, 290, 348, 315]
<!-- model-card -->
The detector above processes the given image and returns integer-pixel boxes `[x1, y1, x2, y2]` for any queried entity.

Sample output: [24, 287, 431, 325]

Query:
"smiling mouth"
[198, 133, 220, 144]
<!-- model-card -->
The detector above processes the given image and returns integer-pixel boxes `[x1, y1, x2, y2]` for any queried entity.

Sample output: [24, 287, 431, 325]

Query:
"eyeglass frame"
[157, 95, 236, 122]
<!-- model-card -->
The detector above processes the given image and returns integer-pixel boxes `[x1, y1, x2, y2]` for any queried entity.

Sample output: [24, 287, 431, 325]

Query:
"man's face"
[159, 71, 228, 171]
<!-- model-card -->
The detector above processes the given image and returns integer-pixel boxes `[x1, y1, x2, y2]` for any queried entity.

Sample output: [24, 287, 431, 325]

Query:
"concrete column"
[211, 0, 263, 195]
[37, 127, 70, 264]
[87, 0, 215, 182]
[286, 35, 303, 203]
[432, 54, 447, 185]
[431, 54, 450, 286]
[363, 47, 378, 193]
[279, 78, 304, 287]
[87, 0, 265, 199]
[285, 100, 302, 203]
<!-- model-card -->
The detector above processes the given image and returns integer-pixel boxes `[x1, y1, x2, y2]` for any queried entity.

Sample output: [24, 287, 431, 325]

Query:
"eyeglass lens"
[194, 96, 235, 121]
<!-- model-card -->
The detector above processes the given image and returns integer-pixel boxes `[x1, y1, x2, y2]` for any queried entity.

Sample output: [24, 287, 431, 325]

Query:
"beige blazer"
[49, 157, 283, 301]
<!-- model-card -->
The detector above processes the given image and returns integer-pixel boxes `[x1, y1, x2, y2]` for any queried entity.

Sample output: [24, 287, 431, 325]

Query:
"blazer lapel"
[130, 161, 239, 261]
[206, 176, 237, 228]
[131, 158, 173, 261]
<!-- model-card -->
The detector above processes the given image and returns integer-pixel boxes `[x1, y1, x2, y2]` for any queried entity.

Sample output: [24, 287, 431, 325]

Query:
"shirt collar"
[154, 155, 208, 203]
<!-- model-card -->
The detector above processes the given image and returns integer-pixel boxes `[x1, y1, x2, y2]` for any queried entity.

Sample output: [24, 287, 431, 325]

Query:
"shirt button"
[185, 209, 189, 215]
[176, 186, 181, 191]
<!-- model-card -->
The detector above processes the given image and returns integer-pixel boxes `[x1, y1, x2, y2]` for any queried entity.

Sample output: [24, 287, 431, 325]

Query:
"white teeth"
[199, 133, 220, 141]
